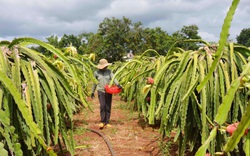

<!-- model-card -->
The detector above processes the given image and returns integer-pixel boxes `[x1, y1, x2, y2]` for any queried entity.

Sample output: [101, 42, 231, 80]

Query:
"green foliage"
[142, 27, 173, 55]
[31, 35, 60, 56]
[233, 44, 250, 58]
[30, 17, 207, 63]
[236, 28, 250, 47]
[81, 33, 105, 58]
[94, 17, 176, 61]
[197, 0, 240, 92]
[110, 0, 250, 155]
[172, 25, 202, 50]
[77, 32, 96, 54]
[115, 42, 249, 156]
[0, 37, 95, 155]
[33, 16, 184, 63]
[59, 34, 83, 54]
[32, 33, 88, 56]
[97, 16, 133, 62]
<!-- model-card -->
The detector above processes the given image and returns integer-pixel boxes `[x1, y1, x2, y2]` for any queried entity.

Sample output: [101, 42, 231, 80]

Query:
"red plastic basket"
[105, 85, 122, 94]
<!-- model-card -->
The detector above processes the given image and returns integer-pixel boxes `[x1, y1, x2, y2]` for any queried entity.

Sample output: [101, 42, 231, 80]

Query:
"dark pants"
[97, 91, 112, 124]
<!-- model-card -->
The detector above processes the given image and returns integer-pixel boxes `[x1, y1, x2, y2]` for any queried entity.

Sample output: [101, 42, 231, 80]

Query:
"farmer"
[91, 58, 122, 129]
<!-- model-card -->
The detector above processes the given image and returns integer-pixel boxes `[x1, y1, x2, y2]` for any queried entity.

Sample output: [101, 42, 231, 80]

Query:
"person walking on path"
[91, 59, 122, 129]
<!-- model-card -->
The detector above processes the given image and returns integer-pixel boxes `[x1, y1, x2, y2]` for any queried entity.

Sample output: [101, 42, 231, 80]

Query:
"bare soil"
[58, 93, 182, 156]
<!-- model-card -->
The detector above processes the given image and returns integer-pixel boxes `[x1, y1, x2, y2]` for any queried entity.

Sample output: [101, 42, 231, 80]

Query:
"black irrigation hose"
[88, 128, 116, 156]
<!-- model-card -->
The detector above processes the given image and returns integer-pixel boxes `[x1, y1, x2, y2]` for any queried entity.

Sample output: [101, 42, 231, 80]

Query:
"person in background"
[91, 59, 122, 129]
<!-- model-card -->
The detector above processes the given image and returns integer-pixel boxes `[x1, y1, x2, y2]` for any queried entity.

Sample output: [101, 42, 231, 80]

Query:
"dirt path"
[71, 94, 164, 156]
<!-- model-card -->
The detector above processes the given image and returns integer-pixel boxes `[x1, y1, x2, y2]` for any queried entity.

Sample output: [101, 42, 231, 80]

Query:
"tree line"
[32, 16, 250, 62]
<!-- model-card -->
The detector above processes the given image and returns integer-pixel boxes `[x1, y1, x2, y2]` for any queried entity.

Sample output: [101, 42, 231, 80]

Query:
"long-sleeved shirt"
[92, 69, 119, 93]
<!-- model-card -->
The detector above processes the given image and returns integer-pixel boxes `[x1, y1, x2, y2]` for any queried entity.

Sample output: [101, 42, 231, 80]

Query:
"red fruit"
[205, 153, 210, 156]
[104, 85, 122, 94]
[226, 122, 248, 136]
[54, 55, 58, 59]
[246, 129, 249, 135]
[147, 77, 154, 84]
[146, 97, 150, 102]
[226, 123, 237, 135]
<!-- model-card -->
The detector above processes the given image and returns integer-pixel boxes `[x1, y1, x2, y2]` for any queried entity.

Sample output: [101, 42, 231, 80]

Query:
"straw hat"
[97, 59, 112, 69]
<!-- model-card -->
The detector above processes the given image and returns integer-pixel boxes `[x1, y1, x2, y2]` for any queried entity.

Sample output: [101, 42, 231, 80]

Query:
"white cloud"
[0, 0, 249, 43]
[199, 31, 219, 42]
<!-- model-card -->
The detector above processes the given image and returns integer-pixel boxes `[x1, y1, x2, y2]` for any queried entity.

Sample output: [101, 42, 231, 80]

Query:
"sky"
[1, 0, 250, 43]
